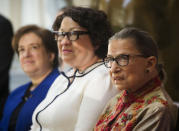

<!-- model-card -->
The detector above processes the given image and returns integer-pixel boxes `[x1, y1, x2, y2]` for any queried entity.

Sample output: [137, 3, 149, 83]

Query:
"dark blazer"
[0, 14, 13, 119]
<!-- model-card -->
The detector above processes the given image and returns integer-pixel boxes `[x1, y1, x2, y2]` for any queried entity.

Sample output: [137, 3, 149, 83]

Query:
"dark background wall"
[68, 0, 179, 101]
[100, 0, 179, 101]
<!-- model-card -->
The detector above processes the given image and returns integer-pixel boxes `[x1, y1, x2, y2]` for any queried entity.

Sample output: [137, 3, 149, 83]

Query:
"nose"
[110, 61, 120, 73]
[22, 48, 31, 58]
[59, 35, 71, 46]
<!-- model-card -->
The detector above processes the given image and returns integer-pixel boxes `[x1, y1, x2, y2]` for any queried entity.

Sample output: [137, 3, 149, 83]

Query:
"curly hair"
[52, 7, 113, 59]
[12, 25, 59, 68]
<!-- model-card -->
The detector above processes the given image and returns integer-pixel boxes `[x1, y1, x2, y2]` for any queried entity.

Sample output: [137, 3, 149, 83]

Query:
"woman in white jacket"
[31, 7, 117, 131]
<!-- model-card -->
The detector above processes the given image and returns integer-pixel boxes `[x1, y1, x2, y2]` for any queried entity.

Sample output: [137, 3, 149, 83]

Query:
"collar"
[119, 76, 162, 104]
[65, 61, 104, 78]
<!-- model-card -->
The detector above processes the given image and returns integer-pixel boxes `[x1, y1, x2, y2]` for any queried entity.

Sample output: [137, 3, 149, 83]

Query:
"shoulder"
[8, 82, 31, 98]
[140, 101, 170, 116]
[94, 63, 109, 74]
[143, 88, 178, 126]
[143, 86, 173, 108]
[46, 73, 69, 94]
[131, 88, 177, 127]
[0, 15, 11, 25]
[81, 64, 117, 99]
[41, 68, 61, 86]
[3, 83, 31, 110]
[0, 15, 13, 32]
[51, 68, 61, 76]
[87, 64, 110, 81]
[85, 64, 111, 88]
[133, 86, 173, 115]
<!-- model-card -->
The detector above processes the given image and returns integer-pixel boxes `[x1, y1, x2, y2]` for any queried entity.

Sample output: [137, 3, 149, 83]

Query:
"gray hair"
[109, 27, 166, 81]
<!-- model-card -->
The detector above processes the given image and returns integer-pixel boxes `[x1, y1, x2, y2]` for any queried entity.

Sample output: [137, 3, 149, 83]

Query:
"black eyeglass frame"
[103, 54, 146, 68]
[52, 31, 89, 42]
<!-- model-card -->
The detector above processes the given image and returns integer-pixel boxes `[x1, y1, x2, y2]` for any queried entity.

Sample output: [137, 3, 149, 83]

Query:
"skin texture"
[18, 32, 54, 86]
[58, 17, 99, 71]
[108, 38, 157, 92]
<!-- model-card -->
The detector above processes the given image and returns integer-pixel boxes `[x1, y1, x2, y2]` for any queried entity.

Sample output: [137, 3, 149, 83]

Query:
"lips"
[112, 73, 124, 80]
[23, 60, 34, 64]
[62, 49, 72, 54]
[112, 76, 124, 86]
[113, 76, 124, 81]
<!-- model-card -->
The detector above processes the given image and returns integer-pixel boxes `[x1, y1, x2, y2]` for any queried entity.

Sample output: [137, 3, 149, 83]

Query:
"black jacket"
[0, 14, 13, 119]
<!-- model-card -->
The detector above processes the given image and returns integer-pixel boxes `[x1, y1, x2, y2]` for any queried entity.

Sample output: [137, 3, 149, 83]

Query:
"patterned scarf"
[94, 76, 168, 131]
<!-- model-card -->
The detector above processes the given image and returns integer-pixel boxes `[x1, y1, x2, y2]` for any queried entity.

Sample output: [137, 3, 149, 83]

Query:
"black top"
[8, 85, 32, 131]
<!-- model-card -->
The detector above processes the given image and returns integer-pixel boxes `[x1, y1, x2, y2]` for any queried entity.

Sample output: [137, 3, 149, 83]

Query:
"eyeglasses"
[52, 31, 89, 42]
[103, 54, 146, 68]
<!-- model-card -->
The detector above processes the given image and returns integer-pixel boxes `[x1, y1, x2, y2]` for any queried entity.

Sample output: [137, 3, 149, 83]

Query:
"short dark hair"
[12, 25, 59, 68]
[52, 6, 113, 59]
[110, 27, 165, 81]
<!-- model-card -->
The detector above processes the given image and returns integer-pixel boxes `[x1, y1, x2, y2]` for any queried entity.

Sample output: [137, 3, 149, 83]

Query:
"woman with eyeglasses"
[94, 27, 178, 131]
[0, 25, 60, 131]
[30, 7, 117, 131]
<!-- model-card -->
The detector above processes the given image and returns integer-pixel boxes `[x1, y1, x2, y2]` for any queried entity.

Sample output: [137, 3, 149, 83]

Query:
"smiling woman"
[30, 7, 118, 131]
[0, 25, 60, 131]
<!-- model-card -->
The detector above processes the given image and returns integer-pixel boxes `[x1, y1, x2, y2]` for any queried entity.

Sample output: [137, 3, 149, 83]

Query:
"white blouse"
[31, 62, 118, 131]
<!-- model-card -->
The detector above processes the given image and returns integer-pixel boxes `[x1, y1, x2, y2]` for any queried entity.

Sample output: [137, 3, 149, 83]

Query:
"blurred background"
[0, 0, 179, 101]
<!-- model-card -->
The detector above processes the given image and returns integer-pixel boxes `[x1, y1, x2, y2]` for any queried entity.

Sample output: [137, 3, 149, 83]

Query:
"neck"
[128, 75, 161, 97]
[127, 69, 159, 93]
[30, 68, 53, 91]
[77, 56, 100, 72]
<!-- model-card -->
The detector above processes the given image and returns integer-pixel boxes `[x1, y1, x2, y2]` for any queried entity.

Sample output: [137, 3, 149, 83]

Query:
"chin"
[23, 67, 36, 73]
[24, 70, 35, 75]
[115, 85, 126, 91]
[62, 55, 73, 61]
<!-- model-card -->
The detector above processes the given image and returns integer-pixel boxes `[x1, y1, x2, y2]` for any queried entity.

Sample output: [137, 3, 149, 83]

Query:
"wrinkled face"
[108, 38, 149, 92]
[18, 32, 54, 77]
[57, 17, 97, 70]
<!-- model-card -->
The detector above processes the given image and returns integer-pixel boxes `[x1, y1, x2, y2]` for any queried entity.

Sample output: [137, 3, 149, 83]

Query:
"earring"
[145, 69, 150, 73]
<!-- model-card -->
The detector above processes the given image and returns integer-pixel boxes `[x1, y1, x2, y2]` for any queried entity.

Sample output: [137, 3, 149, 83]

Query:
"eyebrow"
[107, 55, 113, 57]
[19, 43, 41, 47]
[29, 43, 41, 46]
[107, 54, 128, 58]
[59, 27, 84, 32]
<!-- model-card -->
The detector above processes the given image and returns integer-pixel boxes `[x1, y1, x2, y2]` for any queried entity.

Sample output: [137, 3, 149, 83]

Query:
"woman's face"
[57, 17, 98, 70]
[108, 38, 149, 92]
[18, 32, 54, 77]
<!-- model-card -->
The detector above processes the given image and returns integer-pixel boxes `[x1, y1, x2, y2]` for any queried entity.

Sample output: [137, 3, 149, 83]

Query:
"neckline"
[75, 61, 104, 77]
[65, 61, 104, 78]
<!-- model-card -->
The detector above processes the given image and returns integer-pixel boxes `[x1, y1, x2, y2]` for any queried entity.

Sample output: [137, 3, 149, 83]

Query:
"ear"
[146, 56, 157, 71]
[49, 53, 55, 63]
[94, 45, 99, 50]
